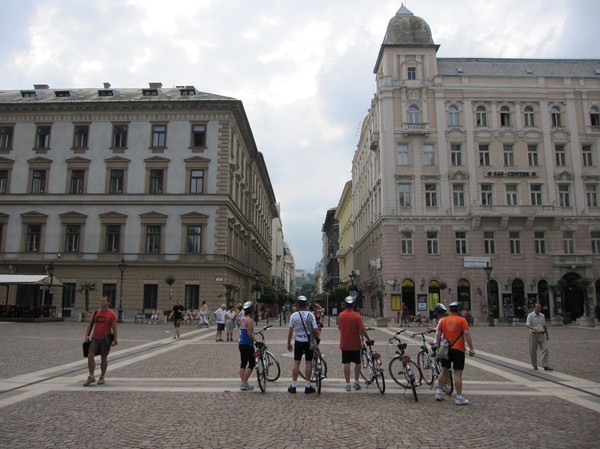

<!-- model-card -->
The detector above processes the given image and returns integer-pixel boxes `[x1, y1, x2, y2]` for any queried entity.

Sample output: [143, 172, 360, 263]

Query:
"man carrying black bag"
[83, 296, 118, 386]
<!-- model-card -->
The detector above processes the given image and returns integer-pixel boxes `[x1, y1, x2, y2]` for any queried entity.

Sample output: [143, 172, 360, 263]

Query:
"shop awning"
[0, 274, 63, 287]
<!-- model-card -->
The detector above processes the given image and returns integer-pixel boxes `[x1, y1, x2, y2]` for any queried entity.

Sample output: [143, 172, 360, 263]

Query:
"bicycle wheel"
[373, 359, 386, 395]
[405, 363, 418, 402]
[256, 356, 266, 392]
[314, 358, 323, 395]
[359, 349, 371, 384]
[417, 351, 434, 386]
[443, 369, 454, 396]
[388, 357, 407, 387]
[264, 350, 281, 382]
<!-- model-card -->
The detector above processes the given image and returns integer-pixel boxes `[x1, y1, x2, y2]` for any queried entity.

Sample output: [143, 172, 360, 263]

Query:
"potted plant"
[77, 282, 96, 321]
[576, 277, 595, 327]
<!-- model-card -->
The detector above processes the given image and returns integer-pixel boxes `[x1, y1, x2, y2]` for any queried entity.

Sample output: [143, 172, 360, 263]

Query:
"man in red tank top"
[83, 296, 118, 386]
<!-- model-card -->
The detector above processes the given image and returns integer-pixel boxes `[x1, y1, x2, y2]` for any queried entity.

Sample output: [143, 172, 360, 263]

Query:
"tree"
[261, 284, 280, 307]
[77, 282, 96, 312]
[165, 276, 176, 302]
[219, 283, 240, 305]
[296, 283, 315, 300]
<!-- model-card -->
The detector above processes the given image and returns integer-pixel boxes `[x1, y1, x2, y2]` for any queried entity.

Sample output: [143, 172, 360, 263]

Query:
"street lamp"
[254, 271, 260, 322]
[117, 258, 127, 323]
[45, 262, 54, 317]
[483, 262, 494, 327]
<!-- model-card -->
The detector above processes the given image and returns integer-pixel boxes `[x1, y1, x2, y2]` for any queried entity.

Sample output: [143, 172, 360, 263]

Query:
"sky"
[1, 0, 598, 271]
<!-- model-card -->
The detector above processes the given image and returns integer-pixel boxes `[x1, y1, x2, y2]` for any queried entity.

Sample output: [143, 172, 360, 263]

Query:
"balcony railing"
[553, 255, 592, 268]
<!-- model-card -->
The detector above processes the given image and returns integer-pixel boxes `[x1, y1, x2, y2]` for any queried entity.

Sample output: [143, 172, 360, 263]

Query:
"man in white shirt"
[214, 304, 226, 342]
[287, 296, 320, 394]
[526, 303, 553, 371]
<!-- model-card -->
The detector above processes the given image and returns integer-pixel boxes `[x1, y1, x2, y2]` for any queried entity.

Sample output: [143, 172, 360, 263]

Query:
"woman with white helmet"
[238, 301, 258, 391]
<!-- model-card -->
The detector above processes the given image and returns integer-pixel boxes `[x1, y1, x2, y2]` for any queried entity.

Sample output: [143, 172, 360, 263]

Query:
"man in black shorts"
[168, 298, 185, 339]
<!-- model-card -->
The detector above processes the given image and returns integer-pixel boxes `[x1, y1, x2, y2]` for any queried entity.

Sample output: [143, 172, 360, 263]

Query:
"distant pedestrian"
[168, 298, 185, 339]
[401, 302, 409, 327]
[197, 300, 209, 327]
[214, 304, 226, 341]
[434, 302, 475, 405]
[225, 304, 236, 341]
[526, 303, 553, 371]
[338, 295, 370, 392]
[83, 296, 117, 386]
[287, 295, 320, 394]
[238, 301, 258, 391]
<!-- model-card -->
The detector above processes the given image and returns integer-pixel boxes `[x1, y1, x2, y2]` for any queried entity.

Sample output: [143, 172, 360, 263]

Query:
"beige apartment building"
[352, 6, 600, 324]
[0, 83, 277, 319]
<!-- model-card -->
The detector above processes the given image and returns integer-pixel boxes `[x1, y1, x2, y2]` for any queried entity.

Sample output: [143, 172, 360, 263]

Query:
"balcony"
[400, 123, 430, 136]
[553, 255, 593, 269]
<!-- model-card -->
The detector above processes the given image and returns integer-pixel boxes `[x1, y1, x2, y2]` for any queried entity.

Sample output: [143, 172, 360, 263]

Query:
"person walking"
[168, 298, 185, 339]
[238, 301, 258, 391]
[287, 295, 320, 394]
[526, 303, 553, 371]
[83, 296, 117, 386]
[225, 304, 236, 341]
[214, 304, 226, 341]
[434, 302, 475, 405]
[338, 295, 371, 392]
[401, 302, 409, 327]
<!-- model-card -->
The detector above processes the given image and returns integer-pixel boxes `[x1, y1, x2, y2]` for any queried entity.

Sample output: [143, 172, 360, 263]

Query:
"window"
[142, 89, 159, 96]
[555, 144, 566, 166]
[73, 125, 89, 149]
[452, 184, 465, 207]
[480, 184, 493, 206]
[590, 106, 600, 127]
[143, 284, 158, 309]
[408, 105, 420, 124]
[455, 231, 467, 255]
[586, 184, 598, 207]
[500, 106, 511, 127]
[401, 231, 413, 255]
[423, 144, 435, 166]
[523, 106, 535, 127]
[187, 225, 202, 253]
[448, 105, 459, 126]
[146, 225, 161, 253]
[149, 169, 163, 194]
[550, 106, 562, 127]
[0, 170, 7, 194]
[36, 125, 51, 148]
[528, 144, 539, 166]
[530, 184, 543, 206]
[62, 283, 76, 308]
[451, 144, 462, 166]
[185, 284, 200, 309]
[503, 144, 515, 166]
[189, 169, 204, 194]
[426, 231, 439, 255]
[180, 88, 196, 96]
[509, 231, 521, 255]
[476, 106, 487, 127]
[484, 231, 496, 255]
[103, 283, 117, 309]
[534, 231, 546, 255]
[398, 144, 409, 165]
[563, 231, 575, 254]
[26, 224, 41, 252]
[65, 224, 80, 252]
[425, 184, 437, 207]
[399, 184, 411, 207]
[407, 67, 416, 80]
[506, 184, 518, 205]
[105, 225, 121, 253]
[191, 124, 206, 148]
[582, 145, 593, 167]
[151, 124, 167, 148]
[479, 144, 490, 166]
[0, 126, 13, 149]
[31, 170, 46, 193]
[112, 125, 128, 148]
[558, 184, 571, 207]
[70, 169, 85, 194]
[109, 169, 124, 194]
[592, 231, 600, 255]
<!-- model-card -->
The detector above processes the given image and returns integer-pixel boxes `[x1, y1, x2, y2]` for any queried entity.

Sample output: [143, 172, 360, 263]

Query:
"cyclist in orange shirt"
[434, 302, 474, 405]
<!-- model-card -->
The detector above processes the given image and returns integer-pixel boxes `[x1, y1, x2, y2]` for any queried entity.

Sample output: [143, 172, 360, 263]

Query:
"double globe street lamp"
[117, 258, 127, 323]
[483, 262, 494, 327]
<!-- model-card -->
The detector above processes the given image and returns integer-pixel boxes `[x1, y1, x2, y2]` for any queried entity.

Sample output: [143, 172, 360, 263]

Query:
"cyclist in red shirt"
[338, 296, 370, 391]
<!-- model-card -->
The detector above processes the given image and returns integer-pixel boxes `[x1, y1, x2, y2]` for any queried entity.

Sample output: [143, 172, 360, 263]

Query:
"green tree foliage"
[295, 283, 315, 300]
[77, 282, 96, 312]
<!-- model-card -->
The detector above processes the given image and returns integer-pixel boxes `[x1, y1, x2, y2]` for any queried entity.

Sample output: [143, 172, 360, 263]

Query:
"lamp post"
[117, 258, 127, 323]
[483, 262, 494, 327]
[45, 262, 55, 317]
[254, 271, 260, 322]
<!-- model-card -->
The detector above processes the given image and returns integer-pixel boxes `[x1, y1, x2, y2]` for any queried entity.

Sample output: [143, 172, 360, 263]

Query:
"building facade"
[0, 83, 278, 318]
[352, 6, 600, 323]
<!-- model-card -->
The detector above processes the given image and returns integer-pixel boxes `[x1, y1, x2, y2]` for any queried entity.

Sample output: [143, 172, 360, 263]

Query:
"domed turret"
[382, 5, 434, 46]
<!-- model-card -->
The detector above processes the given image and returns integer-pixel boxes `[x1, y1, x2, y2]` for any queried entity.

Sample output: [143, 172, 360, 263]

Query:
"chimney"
[103, 82, 111, 89]
[33, 84, 49, 90]
[149, 82, 163, 89]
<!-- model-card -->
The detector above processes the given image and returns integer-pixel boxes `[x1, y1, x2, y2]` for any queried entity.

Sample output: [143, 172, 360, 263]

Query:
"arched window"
[448, 105, 459, 126]
[590, 106, 600, 127]
[476, 105, 487, 127]
[500, 106, 511, 127]
[551, 105, 562, 128]
[408, 105, 420, 124]
[523, 106, 535, 127]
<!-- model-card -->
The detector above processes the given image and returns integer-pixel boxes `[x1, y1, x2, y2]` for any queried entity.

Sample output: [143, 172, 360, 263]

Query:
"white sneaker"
[435, 391, 443, 401]
[345, 384, 352, 392]
[455, 397, 469, 405]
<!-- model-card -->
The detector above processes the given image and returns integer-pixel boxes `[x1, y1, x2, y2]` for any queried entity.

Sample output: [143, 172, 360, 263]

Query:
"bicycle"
[254, 341, 267, 392]
[254, 324, 281, 383]
[298, 344, 328, 395]
[359, 328, 385, 394]
[411, 331, 453, 396]
[388, 329, 422, 401]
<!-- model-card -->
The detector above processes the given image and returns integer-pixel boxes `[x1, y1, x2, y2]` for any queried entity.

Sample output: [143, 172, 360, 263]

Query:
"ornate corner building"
[0, 83, 277, 318]
[352, 6, 600, 323]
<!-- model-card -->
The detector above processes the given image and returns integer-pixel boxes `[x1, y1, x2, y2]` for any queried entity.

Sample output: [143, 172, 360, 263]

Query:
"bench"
[135, 313, 151, 324]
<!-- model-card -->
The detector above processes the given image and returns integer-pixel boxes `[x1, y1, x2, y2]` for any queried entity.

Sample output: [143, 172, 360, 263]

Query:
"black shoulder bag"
[82, 310, 97, 358]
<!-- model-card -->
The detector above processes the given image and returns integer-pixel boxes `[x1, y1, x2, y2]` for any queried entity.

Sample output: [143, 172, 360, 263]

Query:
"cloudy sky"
[1, 0, 598, 271]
